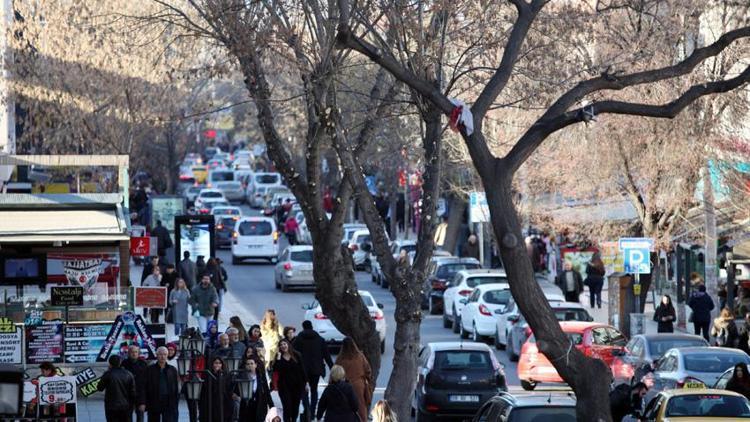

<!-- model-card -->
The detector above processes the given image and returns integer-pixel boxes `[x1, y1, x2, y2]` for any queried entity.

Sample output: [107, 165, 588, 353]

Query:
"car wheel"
[507, 332, 519, 362]
[521, 380, 536, 391]
[231, 255, 240, 265]
[452, 308, 460, 334]
[472, 323, 482, 343]
[442, 312, 451, 329]
[380, 339, 385, 354]
[495, 328, 504, 350]
[459, 319, 469, 339]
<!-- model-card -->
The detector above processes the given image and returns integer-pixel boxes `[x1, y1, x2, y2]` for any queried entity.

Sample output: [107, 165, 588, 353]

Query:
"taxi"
[191, 165, 208, 184]
[641, 385, 750, 421]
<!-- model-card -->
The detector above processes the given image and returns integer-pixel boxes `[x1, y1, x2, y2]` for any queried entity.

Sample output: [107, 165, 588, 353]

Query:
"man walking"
[139, 347, 179, 422]
[151, 220, 173, 264]
[98, 355, 136, 422]
[556, 261, 584, 303]
[190, 275, 218, 333]
[293, 320, 334, 420]
[228, 327, 247, 358]
[179, 251, 196, 289]
[122, 345, 147, 422]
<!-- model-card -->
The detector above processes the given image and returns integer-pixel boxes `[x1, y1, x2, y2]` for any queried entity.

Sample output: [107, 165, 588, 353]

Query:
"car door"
[651, 353, 679, 391]
[444, 274, 463, 317]
[462, 289, 481, 330]
[496, 300, 516, 345]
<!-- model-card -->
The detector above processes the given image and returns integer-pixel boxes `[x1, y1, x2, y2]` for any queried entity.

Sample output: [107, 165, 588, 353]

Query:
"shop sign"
[74, 368, 101, 397]
[39, 376, 77, 404]
[25, 319, 64, 365]
[130, 237, 151, 257]
[0, 317, 22, 364]
[51, 286, 84, 307]
[134, 286, 167, 309]
[601, 242, 624, 273]
[97, 311, 159, 361]
[64, 324, 110, 364]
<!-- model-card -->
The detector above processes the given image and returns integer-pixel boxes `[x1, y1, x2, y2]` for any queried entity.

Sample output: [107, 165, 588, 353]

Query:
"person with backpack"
[609, 382, 648, 422]
[711, 307, 739, 348]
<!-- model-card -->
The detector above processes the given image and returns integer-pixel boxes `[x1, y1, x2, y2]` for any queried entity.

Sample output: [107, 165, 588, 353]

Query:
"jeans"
[694, 321, 710, 341]
[174, 323, 186, 336]
[588, 282, 603, 308]
[198, 315, 209, 333]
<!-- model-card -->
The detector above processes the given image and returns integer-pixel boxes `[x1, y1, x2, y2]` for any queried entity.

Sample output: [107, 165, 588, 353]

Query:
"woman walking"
[234, 358, 274, 421]
[653, 294, 676, 333]
[727, 363, 750, 399]
[169, 278, 190, 336]
[316, 365, 360, 422]
[199, 357, 233, 422]
[584, 254, 606, 309]
[335, 337, 373, 422]
[229, 316, 249, 344]
[711, 307, 739, 348]
[261, 310, 284, 371]
[272, 339, 307, 422]
[248, 324, 264, 349]
[370, 400, 397, 422]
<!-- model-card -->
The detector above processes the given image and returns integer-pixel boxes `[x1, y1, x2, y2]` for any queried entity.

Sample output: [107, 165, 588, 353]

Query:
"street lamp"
[225, 357, 241, 373]
[177, 351, 192, 377]
[184, 377, 203, 401]
[234, 376, 253, 400]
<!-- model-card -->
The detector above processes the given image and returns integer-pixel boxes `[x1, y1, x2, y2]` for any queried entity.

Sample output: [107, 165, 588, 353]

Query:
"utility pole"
[0, 0, 15, 187]
[703, 164, 718, 309]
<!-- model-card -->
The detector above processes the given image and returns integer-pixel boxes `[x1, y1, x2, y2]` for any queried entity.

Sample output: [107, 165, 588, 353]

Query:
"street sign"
[134, 287, 167, 309]
[129, 237, 151, 257]
[469, 191, 490, 224]
[619, 237, 653, 274]
[50, 286, 84, 307]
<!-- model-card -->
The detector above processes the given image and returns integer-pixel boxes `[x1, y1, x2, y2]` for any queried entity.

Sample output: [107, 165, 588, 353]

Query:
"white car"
[294, 212, 312, 245]
[198, 198, 230, 214]
[231, 217, 279, 264]
[210, 206, 242, 221]
[185, 185, 204, 204]
[302, 290, 387, 353]
[493, 288, 566, 353]
[348, 229, 372, 270]
[194, 188, 226, 208]
[371, 239, 418, 287]
[215, 181, 245, 203]
[443, 269, 508, 334]
[459, 283, 512, 342]
[274, 245, 314, 291]
[246, 172, 283, 207]
[341, 223, 367, 245]
[207, 169, 234, 188]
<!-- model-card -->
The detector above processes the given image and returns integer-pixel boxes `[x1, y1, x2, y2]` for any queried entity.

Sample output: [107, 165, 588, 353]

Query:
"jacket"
[206, 263, 226, 292]
[584, 263, 605, 287]
[199, 369, 233, 422]
[179, 258, 197, 288]
[162, 271, 178, 292]
[97, 367, 136, 411]
[688, 291, 715, 323]
[151, 225, 173, 252]
[122, 357, 148, 390]
[316, 381, 360, 422]
[169, 289, 190, 325]
[555, 270, 583, 295]
[460, 242, 480, 260]
[609, 383, 640, 422]
[653, 304, 676, 333]
[292, 328, 334, 377]
[234, 372, 273, 421]
[335, 352, 373, 422]
[711, 316, 739, 347]
[190, 283, 219, 317]
[138, 363, 179, 412]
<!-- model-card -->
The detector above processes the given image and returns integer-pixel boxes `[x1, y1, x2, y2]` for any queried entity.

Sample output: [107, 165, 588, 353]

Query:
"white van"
[231, 217, 279, 264]
[207, 169, 234, 188]
[246, 172, 283, 208]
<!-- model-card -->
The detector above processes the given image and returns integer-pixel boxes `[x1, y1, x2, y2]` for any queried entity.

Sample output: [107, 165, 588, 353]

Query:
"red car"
[517, 321, 627, 390]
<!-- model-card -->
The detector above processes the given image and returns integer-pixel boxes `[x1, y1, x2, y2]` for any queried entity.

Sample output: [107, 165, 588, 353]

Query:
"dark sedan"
[215, 216, 238, 249]
[424, 257, 481, 314]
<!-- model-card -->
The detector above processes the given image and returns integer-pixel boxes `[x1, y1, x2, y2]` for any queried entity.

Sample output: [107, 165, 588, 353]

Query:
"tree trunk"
[485, 167, 613, 421]
[443, 194, 465, 255]
[703, 164, 718, 304]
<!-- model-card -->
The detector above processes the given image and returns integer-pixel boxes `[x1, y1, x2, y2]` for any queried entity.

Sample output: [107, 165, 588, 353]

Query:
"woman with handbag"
[335, 337, 373, 422]
[316, 365, 360, 422]
[169, 278, 191, 336]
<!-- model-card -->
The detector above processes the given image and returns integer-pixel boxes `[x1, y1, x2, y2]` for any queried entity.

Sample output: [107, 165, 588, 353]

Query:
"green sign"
[79, 378, 101, 397]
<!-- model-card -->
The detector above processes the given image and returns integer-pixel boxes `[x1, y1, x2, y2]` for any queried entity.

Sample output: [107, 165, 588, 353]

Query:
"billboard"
[174, 215, 215, 264]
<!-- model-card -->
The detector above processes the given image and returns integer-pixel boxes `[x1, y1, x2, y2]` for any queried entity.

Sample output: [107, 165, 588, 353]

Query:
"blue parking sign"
[618, 238, 653, 274]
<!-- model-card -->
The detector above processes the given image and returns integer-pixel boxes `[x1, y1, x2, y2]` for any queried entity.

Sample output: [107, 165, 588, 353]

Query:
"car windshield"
[665, 394, 750, 417]
[683, 353, 749, 373]
[202, 191, 223, 198]
[434, 351, 491, 370]
[238, 221, 273, 236]
[218, 217, 236, 226]
[217, 182, 241, 189]
[508, 407, 577, 422]
[647, 339, 708, 359]
[356, 235, 371, 244]
[467, 276, 507, 288]
[529, 333, 583, 346]
[435, 263, 480, 279]
[211, 171, 233, 181]
[290, 250, 313, 262]
[483, 289, 511, 305]
[553, 309, 590, 321]
[361, 295, 375, 307]
[256, 174, 279, 184]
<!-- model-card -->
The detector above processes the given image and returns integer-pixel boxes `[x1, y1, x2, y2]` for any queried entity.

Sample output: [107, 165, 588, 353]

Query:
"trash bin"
[630, 313, 646, 336]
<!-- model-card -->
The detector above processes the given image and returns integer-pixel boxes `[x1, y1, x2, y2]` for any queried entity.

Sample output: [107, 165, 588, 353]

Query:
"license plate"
[298, 270, 312, 276]
[247, 245, 263, 248]
[449, 395, 479, 403]
[684, 381, 705, 389]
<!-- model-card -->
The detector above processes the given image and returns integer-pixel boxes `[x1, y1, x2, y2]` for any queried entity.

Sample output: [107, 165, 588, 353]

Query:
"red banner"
[134, 287, 167, 309]
[129, 237, 150, 257]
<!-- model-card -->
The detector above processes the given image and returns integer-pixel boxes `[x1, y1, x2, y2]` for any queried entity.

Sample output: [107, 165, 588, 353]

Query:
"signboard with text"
[25, 319, 64, 365]
[134, 286, 167, 309]
[64, 324, 111, 364]
[51, 286, 84, 307]
[619, 237, 654, 274]
[129, 236, 152, 257]
[469, 191, 490, 224]
[97, 312, 162, 361]
[0, 317, 22, 364]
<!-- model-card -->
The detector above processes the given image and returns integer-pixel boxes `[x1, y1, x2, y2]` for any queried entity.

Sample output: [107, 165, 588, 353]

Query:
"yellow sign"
[601, 242, 624, 273]
[633, 284, 642, 295]
[683, 381, 705, 389]
[0, 317, 15, 333]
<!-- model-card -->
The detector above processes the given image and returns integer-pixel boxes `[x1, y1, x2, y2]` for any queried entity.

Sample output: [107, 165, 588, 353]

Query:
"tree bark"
[443, 194, 466, 255]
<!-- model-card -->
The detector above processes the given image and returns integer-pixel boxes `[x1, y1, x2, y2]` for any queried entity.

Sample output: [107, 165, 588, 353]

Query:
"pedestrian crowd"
[96, 307, 396, 422]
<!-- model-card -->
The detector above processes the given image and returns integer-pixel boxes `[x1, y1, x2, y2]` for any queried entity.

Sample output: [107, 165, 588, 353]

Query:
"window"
[211, 171, 234, 181]
[469, 290, 481, 302]
[529, 333, 583, 346]
[290, 250, 313, 262]
[643, 396, 664, 420]
[361, 295, 375, 307]
[683, 353, 750, 373]
[202, 191, 223, 198]
[552, 308, 591, 322]
[466, 276, 508, 288]
[665, 394, 750, 417]
[238, 221, 273, 236]
[434, 351, 492, 370]
[256, 174, 280, 184]
[507, 407, 577, 422]
[606, 328, 627, 347]
[435, 263, 481, 279]
[647, 339, 708, 360]
[657, 355, 677, 372]
[592, 328, 609, 345]
[629, 339, 644, 358]
[714, 370, 733, 389]
[484, 290, 512, 305]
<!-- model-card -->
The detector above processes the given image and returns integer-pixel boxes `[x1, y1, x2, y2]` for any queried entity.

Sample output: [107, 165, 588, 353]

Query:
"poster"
[97, 312, 165, 361]
[179, 223, 211, 261]
[601, 241, 625, 274]
[134, 286, 167, 308]
[560, 247, 597, 274]
[25, 319, 64, 365]
[47, 253, 120, 305]
[74, 368, 101, 398]
[151, 196, 185, 233]
[39, 376, 77, 405]
[0, 317, 22, 364]
[63, 324, 110, 364]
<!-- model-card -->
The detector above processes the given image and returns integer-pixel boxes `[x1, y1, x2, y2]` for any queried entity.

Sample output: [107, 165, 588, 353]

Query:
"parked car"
[214, 181, 245, 203]
[273, 245, 315, 291]
[215, 216, 239, 249]
[302, 290, 386, 352]
[230, 217, 279, 264]
[641, 388, 750, 420]
[348, 229, 372, 271]
[194, 188, 226, 209]
[472, 392, 577, 422]
[210, 206, 242, 221]
[185, 185, 204, 204]
[494, 289, 566, 355]
[424, 257, 481, 314]
[504, 301, 592, 361]
[460, 283, 512, 342]
[518, 322, 627, 390]
[197, 198, 230, 214]
[246, 172, 283, 207]
[610, 334, 709, 386]
[413, 342, 507, 421]
[443, 269, 508, 334]
[370, 239, 418, 287]
[642, 347, 750, 398]
[341, 223, 367, 245]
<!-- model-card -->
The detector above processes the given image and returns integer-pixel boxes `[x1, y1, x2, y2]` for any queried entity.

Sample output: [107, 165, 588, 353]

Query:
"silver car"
[644, 347, 750, 399]
[215, 181, 245, 203]
[274, 245, 314, 291]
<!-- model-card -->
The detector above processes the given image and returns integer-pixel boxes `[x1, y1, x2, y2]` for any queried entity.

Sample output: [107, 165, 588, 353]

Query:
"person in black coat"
[653, 294, 676, 333]
[138, 347, 180, 422]
[273, 339, 308, 422]
[122, 345, 148, 422]
[98, 355, 136, 422]
[199, 357, 233, 422]
[233, 358, 273, 422]
[609, 382, 648, 422]
[316, 365, 360, 422]
[688, 284, 715, 341]
[584, 255, 606, 309]
[151, 220, 173, 263]
[293, 321, 334, 418]
[555, 261, 584, 303]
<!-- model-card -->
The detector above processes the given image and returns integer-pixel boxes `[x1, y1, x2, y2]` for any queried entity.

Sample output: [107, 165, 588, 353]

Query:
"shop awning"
[0, 209, 128, 243]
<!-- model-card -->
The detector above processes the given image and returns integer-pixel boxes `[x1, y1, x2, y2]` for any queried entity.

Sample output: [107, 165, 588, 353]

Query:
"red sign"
[134, 287, 167, 309]
[130, 237, 150, 257]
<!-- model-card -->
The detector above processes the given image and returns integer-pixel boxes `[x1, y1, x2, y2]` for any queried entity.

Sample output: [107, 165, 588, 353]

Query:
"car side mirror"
[377, 303, 384, 309]
[459, 299, 468, 305]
